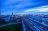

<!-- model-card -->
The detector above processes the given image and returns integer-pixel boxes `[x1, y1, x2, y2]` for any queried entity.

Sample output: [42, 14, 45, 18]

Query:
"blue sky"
[1, 0, 48, 15]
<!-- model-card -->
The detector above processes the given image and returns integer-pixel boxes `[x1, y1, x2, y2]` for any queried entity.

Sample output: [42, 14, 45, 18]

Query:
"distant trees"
[0, 17, 6, 24]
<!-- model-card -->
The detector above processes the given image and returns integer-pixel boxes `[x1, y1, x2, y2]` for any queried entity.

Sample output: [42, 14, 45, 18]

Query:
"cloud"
[1, 0, 48, 15]
[35, 8, 48, 12]
[23, 8, 33, 12]
[22, 5, 48, 13]
[34, 5, 48, 12]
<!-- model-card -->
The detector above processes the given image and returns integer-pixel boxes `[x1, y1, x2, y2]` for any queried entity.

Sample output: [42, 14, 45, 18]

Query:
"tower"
[12, 12, 13, 15]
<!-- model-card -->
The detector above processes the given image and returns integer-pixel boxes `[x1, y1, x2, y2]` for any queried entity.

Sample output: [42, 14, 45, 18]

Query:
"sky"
[1, 0, 48, 15]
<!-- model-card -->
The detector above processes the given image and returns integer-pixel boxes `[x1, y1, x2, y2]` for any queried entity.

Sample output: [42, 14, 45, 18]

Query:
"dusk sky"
[1, 0, 48, 15]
